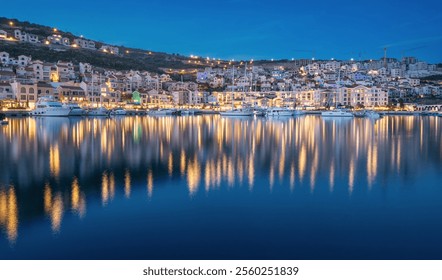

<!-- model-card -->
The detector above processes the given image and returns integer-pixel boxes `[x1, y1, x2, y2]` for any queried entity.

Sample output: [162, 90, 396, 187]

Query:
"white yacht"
[321, 109, 354, 117]
[365, 110, 381, 118]
[31, 97, 71, 117]
[110, 108, 127, 116]
[220, 108, 253, 117]
[353, 110, 366, 118]
[63, 103, 86, 116]
[88, 107, 109, 116]
[293, 109, 306, 116]
[181, 109, 202, 115]
[147, 108, 177, 116]
[253, 108, 266, 116]
[265, 107, 294, 117]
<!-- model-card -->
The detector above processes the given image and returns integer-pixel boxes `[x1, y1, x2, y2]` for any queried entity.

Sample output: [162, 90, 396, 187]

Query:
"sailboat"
[321, 70, 353, 118]
[220, 66, 253, 117]
[87, 72, 109, 116]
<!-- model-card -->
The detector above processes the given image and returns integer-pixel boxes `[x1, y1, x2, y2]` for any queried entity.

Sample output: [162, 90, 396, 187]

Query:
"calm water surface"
[0, 115, 441, 259]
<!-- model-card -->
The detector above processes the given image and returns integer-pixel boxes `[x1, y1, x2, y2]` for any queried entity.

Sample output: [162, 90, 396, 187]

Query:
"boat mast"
[336, 68, 341, 109]
[99, 72, 102, 107]
[231, 65, 234, 110]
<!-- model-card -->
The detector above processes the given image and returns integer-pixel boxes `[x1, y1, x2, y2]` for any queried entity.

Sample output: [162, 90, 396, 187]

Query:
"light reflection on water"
[0, 115, 441, 259]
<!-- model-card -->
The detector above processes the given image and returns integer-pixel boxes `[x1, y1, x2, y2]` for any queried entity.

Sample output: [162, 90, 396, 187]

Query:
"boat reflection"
[0, 115, 441, 242]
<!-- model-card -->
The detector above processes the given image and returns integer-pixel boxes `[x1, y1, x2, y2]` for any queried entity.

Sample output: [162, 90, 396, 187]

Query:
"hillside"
[0, 17, 204, 73]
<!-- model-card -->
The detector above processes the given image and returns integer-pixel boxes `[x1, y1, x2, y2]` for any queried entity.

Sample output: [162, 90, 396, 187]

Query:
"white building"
[73, 38, 96, 49]
[0, 82, 14, 100]
[99, 45, 119, 54]
[31, 61, 44, 81]
[0, 30, 7, 40]
[13, 29, 39, 43]
[0, 52, 9, 64]
[345, 85, 388, 107]
[47, 34, 70, 46]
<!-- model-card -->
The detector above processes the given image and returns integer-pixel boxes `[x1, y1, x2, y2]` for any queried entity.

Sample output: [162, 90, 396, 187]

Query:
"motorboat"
[253, 108, 266, 117]
[147, 108, 178, 116]
[63, 103, 86, 116]
[110, 108, 127, 115]
[321, 108, 354, 117]
[31, 97, 71, 117]
[353, 110, 366, 118]
[293, 109, 306, 116]
[181, 109, 202, 115]
[220, 108, 253, 117]
[365, 110, 381, 118]
[87, 107, 109, 116]
[265, 107, 294, 117]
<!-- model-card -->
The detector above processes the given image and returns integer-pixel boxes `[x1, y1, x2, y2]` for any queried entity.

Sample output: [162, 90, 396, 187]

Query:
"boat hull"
[31, 108, 71, 117]
[220, 110, 253, 117]
[69, 109, 86, 116]
[321, 111, 354, 117]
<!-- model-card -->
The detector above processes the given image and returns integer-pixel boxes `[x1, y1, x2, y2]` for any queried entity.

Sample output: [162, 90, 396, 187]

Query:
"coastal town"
[1, 20, 442, 114]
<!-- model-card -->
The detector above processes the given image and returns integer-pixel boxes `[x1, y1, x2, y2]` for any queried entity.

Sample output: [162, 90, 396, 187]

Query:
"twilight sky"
[2, 0, 442, 62]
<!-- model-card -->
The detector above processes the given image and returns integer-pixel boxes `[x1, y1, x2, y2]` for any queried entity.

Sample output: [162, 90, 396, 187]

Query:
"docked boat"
[321, 109, 354, 117]
[353, 110, 366, 118]
[31, 97, 71, 117]
[321, 70, 353, 118]
[253, 108, 266, 117]
[293, 109, 306, 116]
[220, 66, 253, 117]
[0, 120, 8, 125]
[265, 107, 294, 117]
[220, 108, 253, 117]
[147, 108, 177, 116]
[181, 109, 202, 115]
[110, 108, 127, 116]
[63, 103, 86, 116]
[88, 107, 109, 116]
[365, 110, 381, 118]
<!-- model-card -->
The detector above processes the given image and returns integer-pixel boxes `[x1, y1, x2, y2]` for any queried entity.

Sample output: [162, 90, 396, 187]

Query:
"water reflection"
[0, 115, 441, 243]
[0, 186, 18, 243]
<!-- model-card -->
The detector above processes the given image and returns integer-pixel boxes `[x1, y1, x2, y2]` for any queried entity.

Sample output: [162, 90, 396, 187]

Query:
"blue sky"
[2, 0, 442, 62]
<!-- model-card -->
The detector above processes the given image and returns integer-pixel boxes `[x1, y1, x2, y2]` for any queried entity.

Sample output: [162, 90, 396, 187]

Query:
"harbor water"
[0, 115, 441, 259]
